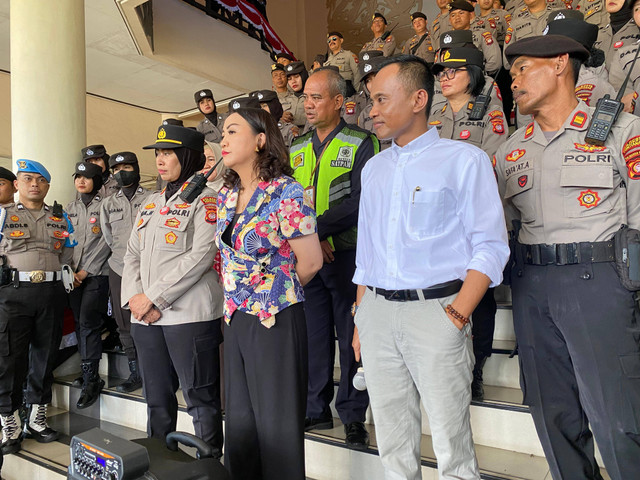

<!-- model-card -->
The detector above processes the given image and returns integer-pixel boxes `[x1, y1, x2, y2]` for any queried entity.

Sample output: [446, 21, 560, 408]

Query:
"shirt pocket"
[407, 189, 445, 240]
[504, 168, 536, 223]
[4, 228, 31, 252]
[47, 228, 66, 253]
[560, 164, 614, 218]
[155, 217, 190, 252]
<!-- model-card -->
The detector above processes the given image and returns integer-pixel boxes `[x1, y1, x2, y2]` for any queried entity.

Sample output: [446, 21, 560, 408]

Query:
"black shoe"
[304, 415, 334, 432]
[71, 375, 83, 388]
[24, 404, 59, 443]
[344, 422, 369, 451]
[77, 361, 105, 409]
[116, 360, 142, 393]
[1, 411, 22, 454]
[1, 436, 21, 455]
[472, 355, 488, 402]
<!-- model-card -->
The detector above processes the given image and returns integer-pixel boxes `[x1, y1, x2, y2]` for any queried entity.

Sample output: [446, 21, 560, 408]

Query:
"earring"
[255, 146, 260, 152]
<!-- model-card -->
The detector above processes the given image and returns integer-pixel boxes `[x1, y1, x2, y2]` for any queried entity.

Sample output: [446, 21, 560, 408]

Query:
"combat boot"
[1, 410, 22, 454]
[24, 404, 59, 443]
[116, 360, 142, 393]
[77, 361, 105, 409]
[471, 355, 488, 401]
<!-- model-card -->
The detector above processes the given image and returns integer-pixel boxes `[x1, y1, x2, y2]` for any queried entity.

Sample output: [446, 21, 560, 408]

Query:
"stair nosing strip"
[14, 449, 68, 476]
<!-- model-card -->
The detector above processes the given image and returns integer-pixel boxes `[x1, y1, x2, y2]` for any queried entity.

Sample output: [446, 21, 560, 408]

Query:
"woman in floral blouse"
[216, 107, 322, 480]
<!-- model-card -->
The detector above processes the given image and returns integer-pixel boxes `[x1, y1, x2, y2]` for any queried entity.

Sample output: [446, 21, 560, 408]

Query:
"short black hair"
[379, 54, 435, 118]
[466, 65, 486, 97]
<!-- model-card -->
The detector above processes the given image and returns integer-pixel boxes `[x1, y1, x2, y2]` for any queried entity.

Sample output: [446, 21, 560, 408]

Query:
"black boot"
[77, 361, 105, 409]
[24, 404, 59, 443]
[471, 355, 488, 402]
[71, 375, 83, 388]
[116, 360, 142, 393]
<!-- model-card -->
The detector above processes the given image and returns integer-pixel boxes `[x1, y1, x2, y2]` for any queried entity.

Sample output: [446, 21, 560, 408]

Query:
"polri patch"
[578, 189, 600, 208]
[506, 149, 525, 162]
[165, 232, 177, 244]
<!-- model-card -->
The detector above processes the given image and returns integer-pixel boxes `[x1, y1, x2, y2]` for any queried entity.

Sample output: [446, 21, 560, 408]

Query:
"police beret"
[16, 160, 50, 182]
[73, 161, 103, 179]
[439, 30, 474, 48]
[285, 61, 307, 76]
[82, 145, 108, 161]
[433, 47, 485, 72]
[411, 12, 427, 21]
[143, 125, 205, 152]
[108, 151, 138, 169]
[359, 54, 387, 79]
[252, 90, 278, 103]
[271, 63, 286, 73]
[546, 9, 584, 22]
[327, 31, 343, 39]
[373, 12, 387, 24]
[544, 18, 598, 50]
[449, 0, 475, 12]
[228, 96, 262, 112]
[162, 118, 184, 127]
[0, 167, 16, 182]
[359, 50, 384, 63]
[276, 52, 294, 62]
[505, 34, 590, 64]
[194, 89, 214, 104]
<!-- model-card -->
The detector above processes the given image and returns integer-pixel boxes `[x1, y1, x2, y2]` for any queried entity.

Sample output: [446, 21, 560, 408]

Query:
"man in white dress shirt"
[351, 55, 509, 479]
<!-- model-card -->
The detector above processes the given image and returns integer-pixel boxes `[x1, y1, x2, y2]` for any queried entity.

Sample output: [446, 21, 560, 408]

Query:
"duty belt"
[12, 270, 62, 283]
[368, 279, 462, 302]
[517, 241, 615, 266]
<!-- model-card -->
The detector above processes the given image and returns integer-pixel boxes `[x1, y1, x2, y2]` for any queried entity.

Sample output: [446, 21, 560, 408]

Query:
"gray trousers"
[355, 288, 480, 480]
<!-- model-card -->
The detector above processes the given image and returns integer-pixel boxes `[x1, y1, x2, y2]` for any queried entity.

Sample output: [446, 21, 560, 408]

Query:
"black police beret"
[108, 151, 139, 169]
[359, 50, 384, 63]
[252, 90, 278, 103]
[359, 55, 387, 80]
[162, 118, 184, 127]
[545, 18, 598, 50]
[373, 12, 387, 24]
[449, 0, 475, 12]
[82, 145, 108, 161]
[439, 30, 474, 48]
[228, 96, 262, 111]
[327, 31, 343, 39]
[433, 47, 485, 72]
[276, 52, 294, 62]
[285, 61, 307, 76]
[0, 166, 16, 182]
[194, 89, 214, 104]
[411, 12, 427, 21]
[74, 161, 103, 179]
[271, 63, 286, 73]
[505, 34, 590, 64]
[143, 125, 205, 152]
[547, 9, 584, 22]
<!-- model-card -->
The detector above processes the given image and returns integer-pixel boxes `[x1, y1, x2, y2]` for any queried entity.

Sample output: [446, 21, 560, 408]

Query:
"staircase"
[1, 285, 611, 480]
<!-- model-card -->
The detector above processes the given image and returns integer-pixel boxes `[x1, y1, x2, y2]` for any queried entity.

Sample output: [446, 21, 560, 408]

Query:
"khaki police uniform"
[122, 182, 224, 452]
[503, 6, 556, 69]
[475, 10, 511, 45]
[100, 186, 152, 362]
[279, 92, 306, 128]
[0, 203, 72, 414]
[360, 34, 397, 57]
[429, 102, 508, 158]
[576, 0, 611, 52]
[469, 28, 503, 74]
[430, 12, 450, 49]
[432, 74, 504, 112]
[66, 194, 111, 362]
[575, 64, 617, 107]
[278, 120, 299, 148]
[608, 21, 640, 93]
[506, 0, 570, 14]
[324, 49, 361, 89]
[495, 102, 640, 479]
[401, 33, 436, 63]
[196, 113, 226, 144]
[342, 92, 368, 126]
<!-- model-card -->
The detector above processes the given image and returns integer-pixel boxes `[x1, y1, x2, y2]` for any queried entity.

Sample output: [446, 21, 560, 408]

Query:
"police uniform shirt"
[278, 121, 299, 148]
[0, 203, 73, 273]
[277, 88, 300, 122]
[607, 20, 640, 93]
[506, 0, 569, 14]
[196, 114, 225, 144]
[575, 64, 617, 108]
[66, 195, 110, 277]
[401, 33, 436, 63]
[342, 92, 368, 125]
[361, 34, 397, 57]
[121, 184, 223, 325]
[475, 9, 511, 44]
[573, 0, 612, 53]
[282, 93, 306, 128]
[99, 186, 152, 276]
[429, 102, 508, 158]
[469, 27, 503, 73]
[494, 101, 640, 244]
[324, 49, 361, 87]
[503, 6, 556, 69]
[430, 12, 450, 48]
[432, 73, 504, 112]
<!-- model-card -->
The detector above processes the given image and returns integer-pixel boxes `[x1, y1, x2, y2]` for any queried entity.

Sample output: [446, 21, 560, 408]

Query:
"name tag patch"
[330, 146, 353, 168]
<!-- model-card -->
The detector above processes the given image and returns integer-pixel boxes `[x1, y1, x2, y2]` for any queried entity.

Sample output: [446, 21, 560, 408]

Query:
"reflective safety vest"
[290, 125, 379, 250]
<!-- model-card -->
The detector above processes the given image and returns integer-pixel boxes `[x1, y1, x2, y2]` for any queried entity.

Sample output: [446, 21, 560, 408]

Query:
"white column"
[10, 0, 86, 205]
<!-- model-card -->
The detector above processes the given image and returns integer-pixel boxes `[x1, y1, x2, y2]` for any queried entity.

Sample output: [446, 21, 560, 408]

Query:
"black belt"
[517, 241, 614, 266]
[368, 279, 462, 302]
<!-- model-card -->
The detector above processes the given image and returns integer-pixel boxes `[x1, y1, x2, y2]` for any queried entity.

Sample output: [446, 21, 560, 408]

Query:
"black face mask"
[114, 170, 140, 187]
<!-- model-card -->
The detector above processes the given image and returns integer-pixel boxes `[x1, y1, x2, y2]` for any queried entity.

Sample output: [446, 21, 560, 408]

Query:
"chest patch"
[506, 149, 526, 162]
[330, 146, 354, 168]
[293, 153, 304, 168]
[165, 232, 178, 244]
[578, 189, 600, 208]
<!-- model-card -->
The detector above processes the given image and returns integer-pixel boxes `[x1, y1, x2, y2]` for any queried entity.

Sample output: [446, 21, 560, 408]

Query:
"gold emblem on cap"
[444, 51, 451, 60]
[18, 161, 26, 169]
[158, 128, 167, 140]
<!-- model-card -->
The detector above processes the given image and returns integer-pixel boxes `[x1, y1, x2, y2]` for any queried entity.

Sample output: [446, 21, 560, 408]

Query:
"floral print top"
[216, 176, 317, 327]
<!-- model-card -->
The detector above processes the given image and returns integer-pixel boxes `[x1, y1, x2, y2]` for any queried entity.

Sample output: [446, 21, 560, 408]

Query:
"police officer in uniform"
[503, 0, 557, 69]
[81, 145, 119, 198]
[496, 34, 640, 480]
[401, 12, 436, 64]
[271, 63, 298, 125]
[250, 90, 300, 147]
[284, 62, 308, 127]
[431, 0, 452, 49]
[324, 31, 361, 94]
[0, 168, 16, 205]
[276, 52, 294, 67]
[122, 125, 224, 457]
[356, 51, 392, 150]
[194, 89, 226, 143]
[66, 162, 111, 409]
[360, 12, 397, 57]
[290, 67, 378, 450]
[0, 160, 73, 454]
[477, 0, 511, 44]
[607, 9, 640, 110]
[100, 152, 152, 393]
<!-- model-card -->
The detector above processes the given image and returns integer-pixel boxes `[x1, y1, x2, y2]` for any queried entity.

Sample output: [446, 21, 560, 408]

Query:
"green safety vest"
[290, 125, 379, 251]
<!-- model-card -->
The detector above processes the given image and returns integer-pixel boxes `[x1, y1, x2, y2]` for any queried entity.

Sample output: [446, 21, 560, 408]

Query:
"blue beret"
[16, 159, 51, 183]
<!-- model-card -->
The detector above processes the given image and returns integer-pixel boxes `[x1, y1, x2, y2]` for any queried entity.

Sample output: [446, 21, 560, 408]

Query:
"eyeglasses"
[436, 68, 467, 81]
[327, 36, 339, 43]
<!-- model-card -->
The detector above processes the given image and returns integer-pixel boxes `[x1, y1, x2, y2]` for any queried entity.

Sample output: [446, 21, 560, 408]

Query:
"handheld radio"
[468, 81, 495, 121]
[179, 158, 223, 204]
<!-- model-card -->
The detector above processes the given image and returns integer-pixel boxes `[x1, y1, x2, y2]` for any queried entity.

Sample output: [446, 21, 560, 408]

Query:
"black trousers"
[0, 281, 64, 413]
[302, 249, 369, 424]
[108, 268, 136, 361]
[512, 260, 640, 480]
[131, 320, 223, 454]
[471, 287, 496, 359]
[69, 275, 109, 362]
[224, 303, 307, 480]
